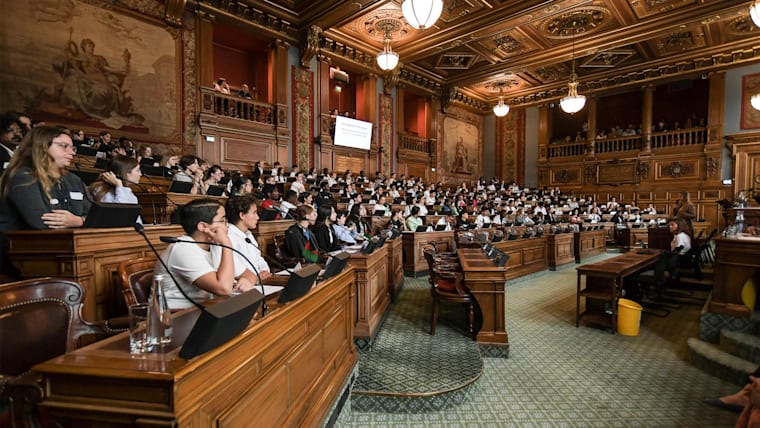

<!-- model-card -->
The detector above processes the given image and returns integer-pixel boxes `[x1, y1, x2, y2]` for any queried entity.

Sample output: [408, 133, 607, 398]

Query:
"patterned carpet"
[335, 253, 740, 427]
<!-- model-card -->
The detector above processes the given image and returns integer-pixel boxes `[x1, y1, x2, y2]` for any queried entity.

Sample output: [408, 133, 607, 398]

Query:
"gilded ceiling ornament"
[542, 7, 609, 38]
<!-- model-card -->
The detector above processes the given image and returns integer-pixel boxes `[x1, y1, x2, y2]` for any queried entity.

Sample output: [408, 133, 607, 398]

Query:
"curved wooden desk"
[33, 268, 358, 427]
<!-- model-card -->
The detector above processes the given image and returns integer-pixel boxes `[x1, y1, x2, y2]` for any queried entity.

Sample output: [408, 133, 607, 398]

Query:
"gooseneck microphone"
[134, 223, 206, 312]
[160, 236, 268, 316]
[244, 237, 296, 275]
[126, 179, 157, 225]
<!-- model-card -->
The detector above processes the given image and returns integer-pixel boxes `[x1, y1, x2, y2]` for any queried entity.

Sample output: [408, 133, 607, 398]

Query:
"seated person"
[653, 218, 691, 290]
[349, 204, 372, 237]
[284, 204, 320, 263]
[172, 155, 203, 194]
[279, 189, 298, 218]
[332, 210, 357, 245]
[313, 204, 342, 252]
[373, 195, 391, 216]
[388, 209, 406, 231]
[201, 164, 225, 195]
[456, 211, 473, 230]
[224, 195, 272, 286]
[475, 207, 492, 229]
[435, 214, 453, 231]
[88, 155, 141, 204]
[259, 183, 282, 220]
[406, 206, 424, 231]
[154, 199, 257, 310]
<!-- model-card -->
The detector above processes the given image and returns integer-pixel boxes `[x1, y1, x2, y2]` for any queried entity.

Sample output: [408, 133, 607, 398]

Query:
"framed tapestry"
[741, 72, 760, 130]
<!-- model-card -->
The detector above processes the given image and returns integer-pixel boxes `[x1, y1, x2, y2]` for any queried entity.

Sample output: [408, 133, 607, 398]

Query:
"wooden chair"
[273, 235, 305, 268]
[117, 256, 156, 307]
[423, 249, 476, 337]
[0, 277, 123, 427]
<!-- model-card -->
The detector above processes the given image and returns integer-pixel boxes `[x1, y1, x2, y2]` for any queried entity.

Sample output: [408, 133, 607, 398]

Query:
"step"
[687, 337, 756, 386]
[720, 329, 760, 365]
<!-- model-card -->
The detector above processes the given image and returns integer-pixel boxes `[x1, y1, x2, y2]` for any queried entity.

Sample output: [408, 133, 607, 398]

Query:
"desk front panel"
[34, 269, 358, 427]
[348, 246, 390, 340]
[547, 233, 574, 269]
[493, 237, 548, 281]
[573, 229, 607, 263]
[457, 249, 508, 349]
[7, 225, 182, 321]
[386, 238, 404, 299]
[401, 231, 455, 276]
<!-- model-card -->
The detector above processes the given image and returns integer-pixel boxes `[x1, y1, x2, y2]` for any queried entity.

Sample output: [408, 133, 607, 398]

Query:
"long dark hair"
[89, 155, 139, 201]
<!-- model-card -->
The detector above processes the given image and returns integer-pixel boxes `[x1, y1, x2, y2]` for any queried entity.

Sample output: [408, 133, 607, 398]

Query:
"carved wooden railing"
[399, 133, 432, 154]
[595, 135, 642, 154]
[199, 87, 275, 125]
[548, 141, 587, 158]
[650, 127, 708, 149]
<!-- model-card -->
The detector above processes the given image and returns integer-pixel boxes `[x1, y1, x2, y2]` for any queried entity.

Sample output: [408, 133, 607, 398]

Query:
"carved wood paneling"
[598, 161, 637, 185]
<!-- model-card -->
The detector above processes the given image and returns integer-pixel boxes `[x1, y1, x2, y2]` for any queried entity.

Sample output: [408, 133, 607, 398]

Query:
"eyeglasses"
[52, 142, 77, 153]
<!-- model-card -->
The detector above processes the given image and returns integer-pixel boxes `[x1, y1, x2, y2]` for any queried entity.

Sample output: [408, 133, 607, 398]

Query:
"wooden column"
[708, 72, 725, 142]
[641, 85, 653, 152]
[317, 57, 332, 145]
[587, 96, 597, 156]
[428, 95, 440, 182]
[270, 39, 290, 160]
[195, 12, 214, 91]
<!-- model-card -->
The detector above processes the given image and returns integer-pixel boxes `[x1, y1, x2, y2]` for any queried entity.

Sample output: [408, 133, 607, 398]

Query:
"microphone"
[134, 223, 206, 312]
[160, 236, 268, 316]
[126, 179, 157, 225]
[140, 174, 182, 224]
[244, 237, 296, 275]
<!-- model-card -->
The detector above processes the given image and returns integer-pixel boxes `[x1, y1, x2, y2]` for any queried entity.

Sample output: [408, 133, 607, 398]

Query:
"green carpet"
[336, 253, 740, 427]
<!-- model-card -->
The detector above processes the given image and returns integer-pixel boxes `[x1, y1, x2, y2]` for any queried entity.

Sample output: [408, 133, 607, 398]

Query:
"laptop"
[415, 225, 428, 232]
[168, 180, 194, 194]
[206, 185, 226, 197]
[83, 202, 141, 228]
[142, 165, 171, 177]
[260, 208, 280, 221]
[77, 146, 98, 157]
[434, 224, 447, 231]
[373, 210, 386, 217]
[71, 169, 100, 185]
[94, 158, 110, 170]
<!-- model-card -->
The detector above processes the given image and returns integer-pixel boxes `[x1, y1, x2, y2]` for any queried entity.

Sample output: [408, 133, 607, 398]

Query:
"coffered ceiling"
[196, 0, 760, 111]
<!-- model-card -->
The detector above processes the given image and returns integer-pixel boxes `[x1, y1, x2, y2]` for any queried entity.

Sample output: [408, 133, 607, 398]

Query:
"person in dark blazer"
[0, 114, 23, 175]
[284, 204, 320, 263]
[313, 204, 342, 253]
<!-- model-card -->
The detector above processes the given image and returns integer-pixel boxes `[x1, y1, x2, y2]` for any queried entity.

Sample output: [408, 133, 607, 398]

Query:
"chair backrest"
[0, 278, 100, 377]
[118, 256, 156, 306]
[273, 235, 302, 268]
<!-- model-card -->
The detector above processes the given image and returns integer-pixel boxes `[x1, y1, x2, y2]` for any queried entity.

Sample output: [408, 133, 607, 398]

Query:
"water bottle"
[147, 274, 172, 347]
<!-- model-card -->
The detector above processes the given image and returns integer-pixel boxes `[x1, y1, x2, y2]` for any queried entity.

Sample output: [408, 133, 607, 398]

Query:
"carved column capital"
[165, 0, 187, 26]
[301, 25, 321, 68]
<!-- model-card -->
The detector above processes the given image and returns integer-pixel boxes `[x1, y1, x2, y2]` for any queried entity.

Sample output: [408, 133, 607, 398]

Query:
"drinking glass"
[128, 304, 151, 354]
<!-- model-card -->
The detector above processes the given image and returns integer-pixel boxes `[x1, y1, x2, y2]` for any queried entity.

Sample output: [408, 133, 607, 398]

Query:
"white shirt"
[290, 180, 306, 194]
[154, 235, 216, 310]
[671, 232, 691, 255]
[100, 186, 142, 223]
[219, 224, 270, 278]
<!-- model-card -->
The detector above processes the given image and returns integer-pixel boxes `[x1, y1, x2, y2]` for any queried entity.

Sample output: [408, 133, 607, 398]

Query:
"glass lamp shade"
[402, 0, 443, 30]
[752, 94, 760, 111]
[493, 100, 510, 117]
[376, 50, 399, 71]
[751, 1, 760, 28]
[560, 76, 586, 114]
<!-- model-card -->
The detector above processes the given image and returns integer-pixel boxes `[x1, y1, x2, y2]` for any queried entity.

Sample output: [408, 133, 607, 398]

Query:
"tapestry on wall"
[742, 72, 760, 130]
[0, 0, 181, 141]
[496, 109, 525, 184]
[441, 113, 481, 179]
[292, 66, 313, 169]
[379, 93, 393, 174]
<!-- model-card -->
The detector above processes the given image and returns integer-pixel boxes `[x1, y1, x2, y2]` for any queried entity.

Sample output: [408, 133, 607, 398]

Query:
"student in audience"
[349, 204, 372, 237]
[290, 171, 306, 194]
[237, 83, 252, 99]
[475, 207, 492, 229]
[154, 199, 254, 309]
[331, 209, 357, 246]
[388, 209, 406, 231]
[313, 204, 342, 252]
[89, 155, 141, 205]
[173, 155, 202, 194]
[279, 190, 298, 218]
[259, 183, 281, 219]
[456, 211, 472, 230]
[6, 111, 32, 136]
[373, 195, 391, 216]
[435, 214, 453, 231]
[224, 195, 271, 286]
[137, 145, 156, 166]
[299, 190, 315, 207]
[284, 204, 320, 263]
[406, 206, 423, 231]
[213, 77, 230, 94]
[0, 126, 90, 232]
[229, 173, 253, 196]
[0, 114, 23, 174]
[160, 153, 179, 176]
[201, 164, 224, 194]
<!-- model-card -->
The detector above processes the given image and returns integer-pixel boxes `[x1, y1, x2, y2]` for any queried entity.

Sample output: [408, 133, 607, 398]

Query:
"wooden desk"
[546, 232, 574, 270]
[457, 248, 509, 356]
[33, 268, 358, 427]
[576, 251, 660, 333]
[710, 237, 760, 317]
[402, 231, 456, 276]
[254, 219, 295, 258]
[135, 192, 227, 225]
[647, 226, 672, 250]
[619, 227, 649, 248]
[573, 229, 606, 263]
[386, 237, 404, 300]
[492, 237, 548, 280]
[6, 225, 181, 321]
[347, 246, 390, 348]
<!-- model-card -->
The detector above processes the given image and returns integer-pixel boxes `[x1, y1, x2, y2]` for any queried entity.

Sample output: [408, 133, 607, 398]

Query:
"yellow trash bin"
[617, 298, 643, 336]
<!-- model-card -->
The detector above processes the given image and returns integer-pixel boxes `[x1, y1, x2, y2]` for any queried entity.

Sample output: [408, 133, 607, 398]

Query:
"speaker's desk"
[6, 225, 182, 321]
[33, 268, 358, 428]
[457, 248, 509, 357]
[402, 230, 455, 276]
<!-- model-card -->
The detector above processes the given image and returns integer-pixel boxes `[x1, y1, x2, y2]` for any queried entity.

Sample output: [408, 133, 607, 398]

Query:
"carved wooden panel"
[549, 167, 582, 186]
[597, 161, 637, 185]
[654, 159, 700, 181]
[223, 137, 274, 167]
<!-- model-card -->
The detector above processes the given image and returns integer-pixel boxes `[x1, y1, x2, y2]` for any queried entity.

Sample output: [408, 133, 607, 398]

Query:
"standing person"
[154, 199, 254, 310]
[0, 127, 91, 276]
[673, 191, 696, 236]
[284, 204, 320, 263]
[224, 195, 272, 288]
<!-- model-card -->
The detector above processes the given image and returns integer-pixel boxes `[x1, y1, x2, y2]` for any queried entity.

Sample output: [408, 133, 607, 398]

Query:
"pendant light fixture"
[752, 94, 760, 111]
[559, 22, 586, 114]
[401, 0, 443, 30]
[376, 24, 399, 71]
[751, 0, 760, 27]
[493, 88, 510, 117]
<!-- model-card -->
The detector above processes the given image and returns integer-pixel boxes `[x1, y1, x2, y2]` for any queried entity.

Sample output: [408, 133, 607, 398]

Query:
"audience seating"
[0, 278, 124, 427]
[273, 235, 304, 268]
[117, 256, 157, 307]
[423, 248, 475, 337]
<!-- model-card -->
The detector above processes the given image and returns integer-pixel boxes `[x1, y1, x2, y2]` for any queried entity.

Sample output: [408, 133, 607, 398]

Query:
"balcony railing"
[399, 133, 432, 154]
[548, 141, 586, 158]
[650, 127, 707, 149]
[199, 87, 275, 125]
[595, 135, 642, 154]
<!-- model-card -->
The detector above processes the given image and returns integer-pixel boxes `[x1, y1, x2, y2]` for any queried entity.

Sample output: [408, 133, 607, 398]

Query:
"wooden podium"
[457, 248, 509, 357]
[347, 245, 390, 348]
[33, 268, 358, 427]
[6, 225, 182, 321]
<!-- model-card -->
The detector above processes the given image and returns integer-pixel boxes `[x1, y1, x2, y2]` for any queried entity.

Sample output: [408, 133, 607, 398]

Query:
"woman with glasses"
[153, 198, 249, 310]
[0, 126, 91, 231]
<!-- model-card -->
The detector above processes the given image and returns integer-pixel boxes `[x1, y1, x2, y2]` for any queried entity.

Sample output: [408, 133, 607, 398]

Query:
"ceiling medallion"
[492, 34, 522, 54]
[361, 11, 411, 43]
[580, 49, 635, 69]
[434, 52, 479, 70]
[542, 7, 609, 38]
